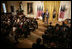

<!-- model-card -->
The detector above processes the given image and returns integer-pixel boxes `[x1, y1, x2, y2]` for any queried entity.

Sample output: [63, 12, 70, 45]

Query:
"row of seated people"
[42, 22, 71, 48]
[1, 13, 15, 48]
[1, 13, 38, 47]
[13, 15, 38, 43]
[32, 22, 71, 48]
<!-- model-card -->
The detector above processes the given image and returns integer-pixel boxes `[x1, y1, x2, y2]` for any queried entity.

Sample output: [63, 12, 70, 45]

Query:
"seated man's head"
[50, 42, 56, 48]
[36, 38, 41, 44]
[50, 22, 52, 25]
[62, 21, 65, 26]
[45, 30, 48, 34]
[56, 23, 59, 27]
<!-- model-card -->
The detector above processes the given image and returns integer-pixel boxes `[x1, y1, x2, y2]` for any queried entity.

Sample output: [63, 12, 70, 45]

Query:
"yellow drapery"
[44, 1, 60, 22]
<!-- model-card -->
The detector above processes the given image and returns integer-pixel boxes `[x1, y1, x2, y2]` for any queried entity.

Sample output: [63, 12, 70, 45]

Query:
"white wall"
[22, 1, 44, 18]
[58, 1, 71, 21]
[7, 1, 44, 18]
[7, 1, 19, 15]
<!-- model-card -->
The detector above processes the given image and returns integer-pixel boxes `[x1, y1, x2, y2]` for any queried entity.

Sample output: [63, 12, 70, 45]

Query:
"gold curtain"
[44, 1, 60, 22]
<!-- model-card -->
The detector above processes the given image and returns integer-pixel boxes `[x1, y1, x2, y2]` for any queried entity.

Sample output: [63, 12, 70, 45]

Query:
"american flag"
[59, 11, 65, 19]
[59, 7, 65, 19]
[37, 6, 43, 18]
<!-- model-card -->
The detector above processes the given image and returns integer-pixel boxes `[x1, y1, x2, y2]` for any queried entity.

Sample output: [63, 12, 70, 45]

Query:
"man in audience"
[33, 19, 38, 29]
[32, 38, 45, 48]
[47, 22, 53, 33]
[42, 31, 48, 44]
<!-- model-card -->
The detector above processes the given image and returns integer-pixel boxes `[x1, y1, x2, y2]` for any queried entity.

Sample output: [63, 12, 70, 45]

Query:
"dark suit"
[42, 12, 45, 22]
[46, 12, 49, 24]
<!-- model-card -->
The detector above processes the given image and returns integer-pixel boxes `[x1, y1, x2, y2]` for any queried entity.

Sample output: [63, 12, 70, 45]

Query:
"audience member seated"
[32, 38, 45, 48]
[42, 21, 71, 48]
[47, 22, 54, 33]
